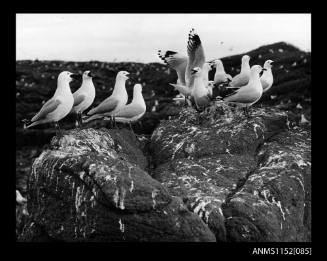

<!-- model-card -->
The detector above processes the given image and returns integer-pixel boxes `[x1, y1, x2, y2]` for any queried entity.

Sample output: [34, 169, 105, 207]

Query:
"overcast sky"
[16, 14, 311, 63]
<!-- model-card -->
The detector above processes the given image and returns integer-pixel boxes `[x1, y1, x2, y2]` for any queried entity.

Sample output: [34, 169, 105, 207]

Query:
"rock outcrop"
[19, 128, 215, 242]
[150, 105, 311, 242]
[19, 104, 311, 242]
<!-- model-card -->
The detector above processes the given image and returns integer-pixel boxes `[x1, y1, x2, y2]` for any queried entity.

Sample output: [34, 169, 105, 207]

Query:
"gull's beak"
[191, 69, 197, 75]
[127, 73, 136, 81]
[87, 71, 95, 78]
[70, 73, 82, 81]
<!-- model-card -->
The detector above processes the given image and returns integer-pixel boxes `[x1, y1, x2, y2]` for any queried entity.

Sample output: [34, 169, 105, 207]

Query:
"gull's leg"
[184, 97, 188, 107]
[247, 107, 251, 118]
[113, 117, 118, 129]
[75, 112, 82, 128]
[75, 113, 80, 128]
[242, 107, 247, 117]
[129, 122, 135, 134]
[54, 122, 63, 137]
[78, 112, 83, 127]
[108, 116, 112, 129]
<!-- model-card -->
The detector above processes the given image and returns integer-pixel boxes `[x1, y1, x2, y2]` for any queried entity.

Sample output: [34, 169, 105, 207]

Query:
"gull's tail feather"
[87, 107, 97, 116]
[83, 114, 106, 123]
[22, 119, 31, 129]
[23, 119, 48, 129]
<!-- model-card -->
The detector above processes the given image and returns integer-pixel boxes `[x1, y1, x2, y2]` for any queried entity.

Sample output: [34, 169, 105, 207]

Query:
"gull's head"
[191, 67, 202, 76]
[203, 62, 213, 72]
[251, 65, 266, 76]
[242, 55, 251, 63]
[212, 59, 223, 69]
[117, 71, 130, 80]
[134, 83, 143, 93]
[83, 70, 95, 79]
[263, 60, 274, 69]
[58, 71, 80, 83]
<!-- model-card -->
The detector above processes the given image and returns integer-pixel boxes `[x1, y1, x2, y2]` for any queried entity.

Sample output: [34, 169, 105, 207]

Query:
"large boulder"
[149, 105, 311, 242]
[19, 128, 215, 242]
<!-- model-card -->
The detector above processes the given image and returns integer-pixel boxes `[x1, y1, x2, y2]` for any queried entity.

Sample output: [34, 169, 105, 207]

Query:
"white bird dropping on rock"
[16, 190, 27, 204]
[84, 71, 129, 122]
[71, 71, 96, 126]
[23, 71, 77, 129]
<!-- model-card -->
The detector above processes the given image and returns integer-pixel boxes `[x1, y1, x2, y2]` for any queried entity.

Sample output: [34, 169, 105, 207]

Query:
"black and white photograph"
[16, 13, 311, 245]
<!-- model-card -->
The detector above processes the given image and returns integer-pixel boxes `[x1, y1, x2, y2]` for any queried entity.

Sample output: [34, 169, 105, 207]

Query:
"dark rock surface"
[18, 104, 311, 242]
[149, 105, 311, 242]
[18, 128, 215, 242]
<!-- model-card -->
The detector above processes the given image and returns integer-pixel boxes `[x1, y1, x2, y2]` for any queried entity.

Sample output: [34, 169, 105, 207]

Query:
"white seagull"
[23, 71, 78, 131]
[105, 83, 146, 132]
[191, 67, 212, 110]
[222, 65, 266, 116]
[158, 28, 206, 97]
[84, 71, 129, 122]
[260, 60, 274, 93]
[70, 70, 96, 126]
[211, 59, 232, 85]
[229, 55, 251, 87]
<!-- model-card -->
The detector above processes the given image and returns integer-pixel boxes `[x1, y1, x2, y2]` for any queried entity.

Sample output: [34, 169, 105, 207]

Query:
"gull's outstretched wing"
[158, 50, 188, 85]
[186, 29, 205, 87]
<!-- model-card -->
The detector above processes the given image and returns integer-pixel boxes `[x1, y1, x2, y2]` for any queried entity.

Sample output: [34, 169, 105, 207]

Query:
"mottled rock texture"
[150, 105, 311, 242]
[19, 128, 215, 242]
[19, 104, 310, 242]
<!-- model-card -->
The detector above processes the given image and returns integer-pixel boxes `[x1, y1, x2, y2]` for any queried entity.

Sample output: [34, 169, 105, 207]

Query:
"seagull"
[190, 67, 212, 110]
[70, 71, 96, 127]
[158, 28, 206, 97]
[260, 60, 274, 93]
[210, 59, 232, 85]
[105, 83, 146, 133]
[16, 190, 27, 205]
[229, 55, 251, 87]
[23, 71, 78, 133]
[84, 71, 129, 123]
[221, 65, 266, 116]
